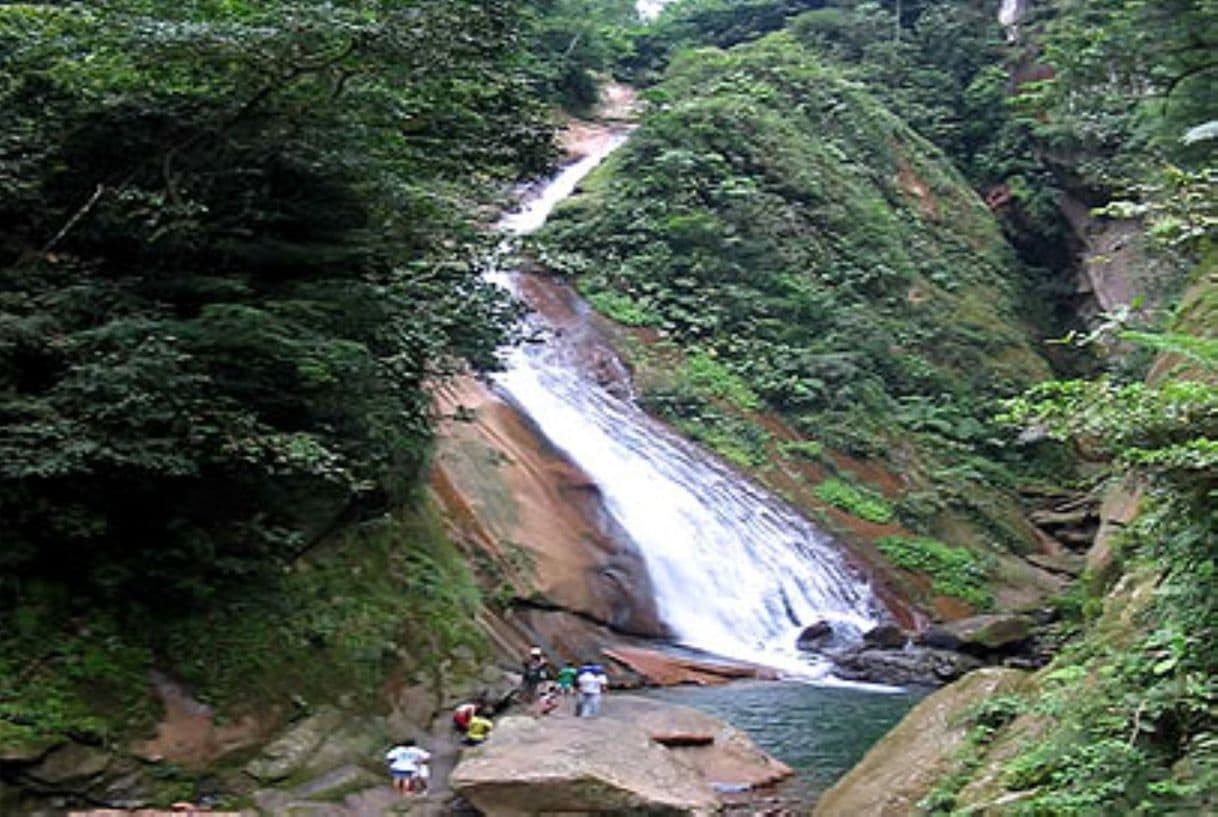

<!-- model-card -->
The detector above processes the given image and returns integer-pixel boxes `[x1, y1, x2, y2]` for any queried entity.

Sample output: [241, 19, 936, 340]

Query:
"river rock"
[922, 614, 1035, 655]
[813, 668, 1029, 817]
[795, 621, 834, 651]
[862, 623, 908, 649]
[450, 713, 721, 816]
[24, 741, 112, 786]
[832, 645, 983, 686]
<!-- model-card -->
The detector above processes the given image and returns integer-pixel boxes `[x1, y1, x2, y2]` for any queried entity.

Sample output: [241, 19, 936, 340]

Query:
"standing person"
[385, 742, 431, 796]
[555, 663, 577, 697]
[575, 663, 608, 718]
[521, 646, 550, 704]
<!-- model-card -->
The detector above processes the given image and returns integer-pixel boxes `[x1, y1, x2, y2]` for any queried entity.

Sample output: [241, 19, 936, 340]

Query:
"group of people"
[521, 646, 610, 718]
[452, 700, 494, 745]
[383, 646, 612, 795]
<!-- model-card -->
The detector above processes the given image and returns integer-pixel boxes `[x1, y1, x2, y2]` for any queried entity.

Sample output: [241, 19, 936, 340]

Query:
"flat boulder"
[450, 696, 791, 816]
[450, 714, 720, 816]
[832, 644, 982, 686]
[605, 646, 776, 686]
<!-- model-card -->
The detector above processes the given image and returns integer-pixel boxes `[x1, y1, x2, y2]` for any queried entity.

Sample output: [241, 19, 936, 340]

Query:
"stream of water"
[491, 134, 884, 676]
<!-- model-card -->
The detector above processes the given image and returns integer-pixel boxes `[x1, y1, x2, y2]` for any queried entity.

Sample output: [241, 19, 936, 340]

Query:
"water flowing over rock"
[486, 127, 883, 674]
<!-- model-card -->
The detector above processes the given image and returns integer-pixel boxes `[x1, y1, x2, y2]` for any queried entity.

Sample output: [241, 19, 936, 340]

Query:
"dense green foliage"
[528, 0, 641, 110]
[916, 1, 1218, 805]
[0, 0, 569, 752]
[876, 534, 991, 610]
[0, 1, 552, 607]
[1025, 0, 1218, 195]
[1, 499, 483, 754]
[544, 31, 1053, 551]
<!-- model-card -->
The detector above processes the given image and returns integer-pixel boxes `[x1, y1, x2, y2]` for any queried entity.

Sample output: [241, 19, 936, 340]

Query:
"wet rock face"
[794, 621, 834, 652]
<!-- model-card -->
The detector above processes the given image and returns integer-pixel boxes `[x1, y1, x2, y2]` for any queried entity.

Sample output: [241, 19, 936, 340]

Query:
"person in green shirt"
[555, 664, 577, 696]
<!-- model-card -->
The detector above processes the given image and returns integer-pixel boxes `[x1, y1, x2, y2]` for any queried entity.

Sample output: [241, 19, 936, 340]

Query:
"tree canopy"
[0, 0, 556, 608]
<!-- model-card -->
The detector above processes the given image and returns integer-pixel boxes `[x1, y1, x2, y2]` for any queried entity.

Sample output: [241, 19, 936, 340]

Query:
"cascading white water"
[490, 132, 883, 676]
[998, 0, 1028, 41]
[635, 1, 675, 21]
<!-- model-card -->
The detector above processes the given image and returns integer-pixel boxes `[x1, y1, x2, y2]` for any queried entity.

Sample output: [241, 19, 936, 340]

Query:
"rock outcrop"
[831, 644, 983, 686]
[451, 714, 720, 816]
[813, 668, 1029, 816]
[451, 695, 791, 816]
[433, 375, 664, 639]
[604, 646, 777, 686]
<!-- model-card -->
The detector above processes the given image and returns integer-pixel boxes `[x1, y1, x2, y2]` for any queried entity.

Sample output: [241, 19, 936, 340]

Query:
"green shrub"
[876, 534, 992, 608]
[813, 477, 895, 524]
[584, 288, 661, 327]
[777, 438, 826, 462]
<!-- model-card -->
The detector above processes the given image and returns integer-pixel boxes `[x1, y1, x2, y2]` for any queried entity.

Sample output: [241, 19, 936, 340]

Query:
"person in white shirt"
[575, 664, 608, 718]
[385, 742, 431, 795]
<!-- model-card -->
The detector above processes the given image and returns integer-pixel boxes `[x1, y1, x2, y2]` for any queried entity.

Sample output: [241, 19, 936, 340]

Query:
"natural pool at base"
[643, 680, 930, 803]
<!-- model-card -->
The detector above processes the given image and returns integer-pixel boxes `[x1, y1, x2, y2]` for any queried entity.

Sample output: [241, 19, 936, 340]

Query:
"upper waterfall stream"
[490, 131, 883, 676]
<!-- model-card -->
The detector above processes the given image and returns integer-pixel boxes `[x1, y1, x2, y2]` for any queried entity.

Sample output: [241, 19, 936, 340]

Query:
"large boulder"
[607, 696, 792, 790]
[795, 621, 834, 652]
[919, 614, 1035, 656]
[862, 624, 908, 650]
[832, 645, 982, 686]
[450, 713, 720, 816]
[813, 668, 1028, 817]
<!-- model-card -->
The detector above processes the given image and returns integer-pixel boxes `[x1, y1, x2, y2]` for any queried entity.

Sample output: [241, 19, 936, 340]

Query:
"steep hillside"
[542, 32, 1065, 615]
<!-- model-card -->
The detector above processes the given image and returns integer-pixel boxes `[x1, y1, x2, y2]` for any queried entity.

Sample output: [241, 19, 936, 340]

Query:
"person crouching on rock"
[385, 741, 431, 796]
[463, 713, 494, 746]
[452, 701, 478, 733]
[575, 663, 608, 718]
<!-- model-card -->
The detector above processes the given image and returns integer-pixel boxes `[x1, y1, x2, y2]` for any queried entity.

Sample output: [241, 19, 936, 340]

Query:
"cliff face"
[432, 373, 665, 640]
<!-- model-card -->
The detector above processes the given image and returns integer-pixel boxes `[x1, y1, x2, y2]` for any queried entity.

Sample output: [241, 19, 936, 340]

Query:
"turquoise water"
[643, 680, 928, 802]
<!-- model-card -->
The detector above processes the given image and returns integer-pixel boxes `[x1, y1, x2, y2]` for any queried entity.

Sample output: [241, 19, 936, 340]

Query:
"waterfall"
[998, 0, 1028, 41]
[490, 133, 883, 676]
[636, 1, 674, 21]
